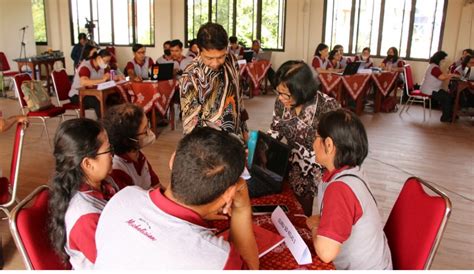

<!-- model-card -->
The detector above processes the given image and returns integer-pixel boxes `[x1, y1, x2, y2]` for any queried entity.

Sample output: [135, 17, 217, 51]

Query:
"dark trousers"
[431, 90, 453, 122]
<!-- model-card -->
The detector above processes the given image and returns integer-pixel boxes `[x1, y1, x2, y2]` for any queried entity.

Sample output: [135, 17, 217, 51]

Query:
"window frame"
[322, 0, 448, 61]
[184, 0, 287, 52]
[32, 0, 48, 45]
[68, 0, 155, 47]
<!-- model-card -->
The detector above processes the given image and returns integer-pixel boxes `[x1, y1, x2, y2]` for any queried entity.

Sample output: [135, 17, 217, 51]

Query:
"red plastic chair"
[51, 69, 79, 118]
[0, 51, 19, 94]
[0, 123, 26, 218]
[384, 177, 452, 270]
[9, 185, 71, 270]
[399, 64, 432, 121]
[13, 73, 65, 147]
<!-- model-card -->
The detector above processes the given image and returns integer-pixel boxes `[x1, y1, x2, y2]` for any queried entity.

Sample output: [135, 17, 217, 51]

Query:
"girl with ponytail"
[49, 118, 117, 269]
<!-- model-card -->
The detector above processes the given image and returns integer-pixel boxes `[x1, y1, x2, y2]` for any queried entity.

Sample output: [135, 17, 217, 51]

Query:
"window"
[31, 0, 48, 45]
[69, 0, 154, 46]
[323, 0, 447, 60]
[185, 0, 286, 50]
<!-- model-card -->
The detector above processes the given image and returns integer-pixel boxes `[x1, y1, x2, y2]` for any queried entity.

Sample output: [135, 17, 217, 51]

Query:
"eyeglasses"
[96, 145, 114, 156]
[273, 89, 291, 100]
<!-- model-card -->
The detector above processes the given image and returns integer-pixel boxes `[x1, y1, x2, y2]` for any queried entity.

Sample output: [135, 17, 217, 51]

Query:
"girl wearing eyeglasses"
[49, 118, 118, 269]
[268, 60, 340, 216]
[102, 103, 161, 190]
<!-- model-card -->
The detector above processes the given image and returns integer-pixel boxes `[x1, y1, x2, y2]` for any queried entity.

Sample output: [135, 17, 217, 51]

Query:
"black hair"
[333, 44, 343, 51]
[461, 55, 473, 66]
[197, 22, 228, 51]
[229, 36, 238, 44]
[78, 33, 87, 41]
[171, 127, 245, 206]
[188, 39, 197, 48]
[252, 40, 261, 46]
[163, 40, 171, 48]
[103, 103, 144, 155]
[385, 47, 399, 62]
[314, 43, 329, 57]
[170, 39, 183, 49]
[273, 60, 317, 106]
[49, 118, 105, 261]
[463, 48, 473, 55]
[132, 43, 144, 53]
[362, 47, 371, 53]
[429, 51, 448, 65]
[90, 48, 112, 61]
[328, 49, 339, 61]
[317, 109, 368, 169]
[82, 44, 98, 60]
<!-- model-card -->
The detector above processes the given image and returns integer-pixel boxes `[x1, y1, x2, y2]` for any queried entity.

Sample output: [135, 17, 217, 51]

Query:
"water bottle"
[247, 130, 258, 167]
[110, 69, 116, 81]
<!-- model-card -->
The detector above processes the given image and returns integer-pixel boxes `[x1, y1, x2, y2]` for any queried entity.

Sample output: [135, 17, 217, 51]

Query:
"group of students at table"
[43, 23, 395, 270]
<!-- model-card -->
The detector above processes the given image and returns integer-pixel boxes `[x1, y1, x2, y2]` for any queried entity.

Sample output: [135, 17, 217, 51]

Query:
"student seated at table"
[327, 49, 343, 72]
[380, 47, 405, 72]
[156, 40, 173, 64]
[49, 118, 118, 270]
[125, 44, 154, 82]
[69, 49, 122, 118]
[312, 43, 331, 74]
[353, 47, 374, 69]
[332, 45, 348, 68]
[307, 109, 392, 270]
[453, 54, 474, 77]
[449, 48, 473, 73]
[94, 127, 259, 270]
[228, 36, 244, 59]
[102, 103, 161, 190]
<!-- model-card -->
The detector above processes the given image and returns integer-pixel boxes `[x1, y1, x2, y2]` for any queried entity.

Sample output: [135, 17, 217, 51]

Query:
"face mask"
[130, 128, 156, 149]
[98, 59, 108, 69]
[164, 49, 171, 56]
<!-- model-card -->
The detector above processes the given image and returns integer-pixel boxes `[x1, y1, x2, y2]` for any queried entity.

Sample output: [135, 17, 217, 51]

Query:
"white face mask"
[130, 128, 156, 149]
[98, 58, 108, 69]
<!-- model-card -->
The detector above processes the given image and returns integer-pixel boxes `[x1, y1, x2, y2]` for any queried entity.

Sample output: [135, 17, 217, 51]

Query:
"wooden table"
[14, 56, 65, 92]
[451, 80, 474, 123]
[78, 87, 118, 118]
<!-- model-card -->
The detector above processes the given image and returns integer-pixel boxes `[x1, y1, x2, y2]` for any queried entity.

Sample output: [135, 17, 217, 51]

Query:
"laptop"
[247, 131, 291, 198]
[150, 63, 174, 81]
[243, 50, 254, 63]
[341, 61, 362, 76]
[256, 51, 272, 61]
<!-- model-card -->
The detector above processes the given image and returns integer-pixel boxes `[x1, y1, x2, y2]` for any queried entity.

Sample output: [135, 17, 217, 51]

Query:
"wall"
[1, 0, 472, 82]
[0, 0, 37, 71]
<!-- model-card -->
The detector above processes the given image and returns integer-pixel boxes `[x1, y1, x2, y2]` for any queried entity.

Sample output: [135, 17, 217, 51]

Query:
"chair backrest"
[13, 73, 33, 110]
[403, 64, 415, 94]
[9, 185, 72, 270]
[51, 69, 72, 102]
[0, 123, 25, 208]
[0, 51, 12, 72]
[384, 177, 452, 270]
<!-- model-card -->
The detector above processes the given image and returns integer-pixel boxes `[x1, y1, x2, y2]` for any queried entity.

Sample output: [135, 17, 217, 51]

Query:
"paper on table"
[97, 80, 116, 90]
[271, 206, 312, 265]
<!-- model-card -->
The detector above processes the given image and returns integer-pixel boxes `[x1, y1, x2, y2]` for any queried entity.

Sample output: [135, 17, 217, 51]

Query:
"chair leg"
[429, 99, 432, 117]
[41, 118, 53, 149]
[423, 99, 426, 121]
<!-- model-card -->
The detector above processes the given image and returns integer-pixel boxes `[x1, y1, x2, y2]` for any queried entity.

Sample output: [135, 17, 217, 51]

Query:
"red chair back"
[0, 51, 12, 72]
[9, 185, 71, 270]
[13, 73, 33, 109]
[384, 177, 452, 270]
[403, 64, 415, 93]
[105, 46, 118, 70]
[0, 123, 25, 207]
[51, 69, 71, 101]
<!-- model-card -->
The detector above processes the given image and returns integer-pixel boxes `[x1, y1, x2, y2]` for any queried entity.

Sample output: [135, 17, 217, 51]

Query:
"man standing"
[179, 23, 248, 140]
[71, 33, 88, 68]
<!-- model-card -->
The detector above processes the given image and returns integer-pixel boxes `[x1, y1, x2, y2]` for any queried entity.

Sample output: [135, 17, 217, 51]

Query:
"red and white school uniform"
[64, 182, 118, 269]
[353, 55, 374, 68]
[125, 57, 154, 80]
[69, 59, 110, 97]
[311, 56, 329, 72]
[228, 45, 244, 59]
[109, 152, 160, 190]
[453, 64, 467, 77]
[317, 166, 392, 270]
[420, 63, 443, 95]
[94, 187, 245, 270]
[382, 58, 405, 70]
[327, 60, 342, 70]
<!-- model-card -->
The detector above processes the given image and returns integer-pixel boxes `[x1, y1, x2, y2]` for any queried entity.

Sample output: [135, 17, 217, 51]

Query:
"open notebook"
[218, 224, 285, 258]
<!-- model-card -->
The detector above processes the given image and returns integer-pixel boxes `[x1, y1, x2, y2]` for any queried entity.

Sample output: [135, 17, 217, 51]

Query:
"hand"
[15, 115, 28, 125]
[116, 74, 126, 81]
[103, 73, 111, 81]
[231, 178, 251, 211]
[306, 215, 321, 236]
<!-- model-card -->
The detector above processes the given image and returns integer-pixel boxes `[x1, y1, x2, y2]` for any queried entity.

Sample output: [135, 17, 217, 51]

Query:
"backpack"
[381, 96, 398, 113]
[21, 80, 52, 111]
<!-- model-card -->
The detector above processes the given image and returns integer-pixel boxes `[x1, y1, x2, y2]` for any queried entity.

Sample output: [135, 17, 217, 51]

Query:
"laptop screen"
[252, 131, 290, 182]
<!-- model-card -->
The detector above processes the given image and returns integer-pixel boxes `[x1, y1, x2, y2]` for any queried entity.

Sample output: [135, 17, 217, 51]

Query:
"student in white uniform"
[103, 103, 161, 190]
[308, 109, 392, 270]
[125, 44, 154, 82]
[353, 47, 374, 69]
[49, 119, 118, 270]
[332, 45, 348, 68]
[94, 127, 259, 270]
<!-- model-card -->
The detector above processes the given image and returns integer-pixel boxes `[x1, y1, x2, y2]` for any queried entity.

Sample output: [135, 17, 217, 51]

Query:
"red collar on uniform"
[78, 182, 111, 200]
[117, 152, 146, 176]
[149, 188, 208, 227]
[89, 59, 100, 72]
[134, 57, 145, 67]
[322, 165, 351, 183]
